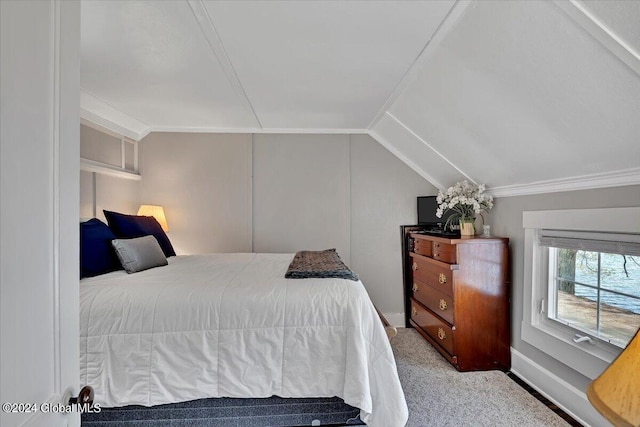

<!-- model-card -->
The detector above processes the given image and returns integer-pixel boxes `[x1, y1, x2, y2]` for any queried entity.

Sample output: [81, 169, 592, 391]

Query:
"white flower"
[436, 180, 494, 225]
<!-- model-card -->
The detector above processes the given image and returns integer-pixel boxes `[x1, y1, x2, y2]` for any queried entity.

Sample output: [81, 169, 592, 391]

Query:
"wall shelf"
[80, 157, 141, 181]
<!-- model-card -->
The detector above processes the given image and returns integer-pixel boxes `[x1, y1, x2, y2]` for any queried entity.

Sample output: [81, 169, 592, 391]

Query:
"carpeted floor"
[391, 328, 573, 427]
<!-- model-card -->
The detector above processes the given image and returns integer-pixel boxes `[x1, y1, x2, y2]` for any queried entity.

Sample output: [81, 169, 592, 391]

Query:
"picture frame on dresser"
[400, 225, 511, 372]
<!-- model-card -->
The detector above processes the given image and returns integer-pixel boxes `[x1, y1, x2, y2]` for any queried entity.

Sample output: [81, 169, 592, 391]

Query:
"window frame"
[521, 207, 640, 379]
[547, 246, 639, 348]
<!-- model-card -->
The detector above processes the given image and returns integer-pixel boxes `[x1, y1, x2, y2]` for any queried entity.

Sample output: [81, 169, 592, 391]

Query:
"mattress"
[80, 253, 408, 427]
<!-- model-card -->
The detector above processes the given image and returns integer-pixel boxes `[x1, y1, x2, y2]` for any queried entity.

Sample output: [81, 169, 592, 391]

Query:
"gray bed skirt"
[81, 396, 364, 426]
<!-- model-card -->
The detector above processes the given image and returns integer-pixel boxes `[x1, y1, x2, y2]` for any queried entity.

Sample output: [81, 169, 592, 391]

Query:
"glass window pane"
[598, 290, 640, 347]
[600, 253, 640, 299]
[573, 250, 599, 286]
[555, 284, 597, 332]
[550, 246, 639, 349]
[555, 248, 578, 291]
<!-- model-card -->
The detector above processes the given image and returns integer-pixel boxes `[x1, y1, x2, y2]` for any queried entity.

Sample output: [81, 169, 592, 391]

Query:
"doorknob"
[68, 385, 94, 407]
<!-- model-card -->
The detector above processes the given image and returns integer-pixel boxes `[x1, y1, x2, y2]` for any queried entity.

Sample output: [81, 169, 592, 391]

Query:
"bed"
[80, 252, 408, 427]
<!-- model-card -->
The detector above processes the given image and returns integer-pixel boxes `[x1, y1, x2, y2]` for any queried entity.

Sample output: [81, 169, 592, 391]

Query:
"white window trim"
[522, 207, 640, 379]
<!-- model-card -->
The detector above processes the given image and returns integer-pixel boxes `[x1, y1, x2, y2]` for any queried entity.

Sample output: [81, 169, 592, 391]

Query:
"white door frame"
[0, 1, 80, 426]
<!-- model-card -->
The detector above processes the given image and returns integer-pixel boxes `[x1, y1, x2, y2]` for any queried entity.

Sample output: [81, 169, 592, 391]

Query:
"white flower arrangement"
[436, 180, 494, 229]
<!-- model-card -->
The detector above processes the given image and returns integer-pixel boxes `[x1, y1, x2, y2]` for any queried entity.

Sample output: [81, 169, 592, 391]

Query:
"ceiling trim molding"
[80, 91, 151, 141]
[367, 0, 472, 130]
[553, 0, 640, 77]
[385, 112, 476, 186]
[187, 0, 262, 128]
[149, 126, 369, 135]
[80, 118, 137, 143]
[487, 167, 640, 198]
[368, 129, 446, 191]
[80, 108, 151, 142]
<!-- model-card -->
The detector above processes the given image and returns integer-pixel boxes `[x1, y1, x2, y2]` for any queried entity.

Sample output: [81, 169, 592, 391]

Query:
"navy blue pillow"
[103, 210, 176, 257]
[80, 218, 123, 278]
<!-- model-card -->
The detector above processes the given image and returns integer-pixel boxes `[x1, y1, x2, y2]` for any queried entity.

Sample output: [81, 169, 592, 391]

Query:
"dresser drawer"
[410, 254, 453, 297]
[432, 241, 457, 264]
[411, 279, 454, 325]
[410, 298, 454, 355]
[413, 239, 432, 257]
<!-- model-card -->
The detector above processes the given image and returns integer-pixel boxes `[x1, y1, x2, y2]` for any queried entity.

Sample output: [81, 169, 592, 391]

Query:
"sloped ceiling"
[81, 0, 455, 132]
[80, 0, 640, 195]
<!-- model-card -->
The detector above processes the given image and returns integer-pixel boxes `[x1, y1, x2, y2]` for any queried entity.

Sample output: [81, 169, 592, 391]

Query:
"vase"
[460, 220, 475, 236]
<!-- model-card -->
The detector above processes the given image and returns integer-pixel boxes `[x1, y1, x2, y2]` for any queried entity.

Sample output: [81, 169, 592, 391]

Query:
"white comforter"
[80, 253, 408, 426]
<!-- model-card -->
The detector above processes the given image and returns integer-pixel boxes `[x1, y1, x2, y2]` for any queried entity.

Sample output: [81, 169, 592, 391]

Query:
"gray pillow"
[111, 235, 168, 274]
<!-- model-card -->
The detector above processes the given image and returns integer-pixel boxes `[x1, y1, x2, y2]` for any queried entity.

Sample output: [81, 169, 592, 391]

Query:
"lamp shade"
[137, 205, 169, 232]
[587, 328, 640, 427]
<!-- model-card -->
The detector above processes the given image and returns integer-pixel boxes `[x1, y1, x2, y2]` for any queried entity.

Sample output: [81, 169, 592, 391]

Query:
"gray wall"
[488, 184, 640, 392]
[139, 132, 252, 255]
[79, 171, 140, 221]
[350, 134, 436, 319]
[80, 124, 122, 167]
[136, 132, 434, 318]
[252, 134, 351, 261]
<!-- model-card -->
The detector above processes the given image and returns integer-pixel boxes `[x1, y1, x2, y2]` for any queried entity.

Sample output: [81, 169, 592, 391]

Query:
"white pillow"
[111, 235, 168, 273]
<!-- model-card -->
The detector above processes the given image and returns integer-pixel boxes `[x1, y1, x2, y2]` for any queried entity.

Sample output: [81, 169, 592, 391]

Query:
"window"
[522, 207, 640, 379]
[543, 234, 640, 348]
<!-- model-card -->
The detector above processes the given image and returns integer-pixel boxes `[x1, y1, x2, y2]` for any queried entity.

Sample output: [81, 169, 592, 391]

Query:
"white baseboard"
[383, 312, 405, 328]
[510, 348, 608, 427]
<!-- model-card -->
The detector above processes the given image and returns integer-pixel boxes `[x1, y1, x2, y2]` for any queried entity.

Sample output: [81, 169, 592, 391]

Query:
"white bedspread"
[80, 253, 408, 427]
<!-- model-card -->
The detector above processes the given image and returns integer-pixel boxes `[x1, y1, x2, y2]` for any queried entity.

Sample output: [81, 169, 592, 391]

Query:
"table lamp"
[587, 328, 640, 427]
[137, 205, 169, 232]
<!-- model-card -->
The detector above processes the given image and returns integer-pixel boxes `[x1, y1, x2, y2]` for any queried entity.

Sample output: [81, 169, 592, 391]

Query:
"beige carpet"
[391, 328, 572, 427]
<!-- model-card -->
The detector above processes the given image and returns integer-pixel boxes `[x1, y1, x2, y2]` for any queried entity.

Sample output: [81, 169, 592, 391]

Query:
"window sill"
[521, 318, 618, 379]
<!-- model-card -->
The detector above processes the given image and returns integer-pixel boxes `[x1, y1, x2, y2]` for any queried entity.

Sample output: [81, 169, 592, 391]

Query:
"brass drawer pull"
[411, 306, 418, 317]
[412, 282, 419, 292]
[438, 273, 447, 284]
[438, 327, 446, 340]
[412, 262, 418, 271]
[439, 299, 448, 311]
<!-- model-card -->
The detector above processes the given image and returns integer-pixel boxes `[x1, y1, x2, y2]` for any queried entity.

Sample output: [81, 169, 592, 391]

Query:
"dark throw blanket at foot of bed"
[285, 249, 359, 281]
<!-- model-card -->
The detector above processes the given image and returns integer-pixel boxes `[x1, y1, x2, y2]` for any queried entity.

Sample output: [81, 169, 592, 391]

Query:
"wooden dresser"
[401, 227, 510, 371]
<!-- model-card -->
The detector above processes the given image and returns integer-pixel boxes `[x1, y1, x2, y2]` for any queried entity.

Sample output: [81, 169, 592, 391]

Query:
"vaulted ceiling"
[81, 0, 640, 196]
